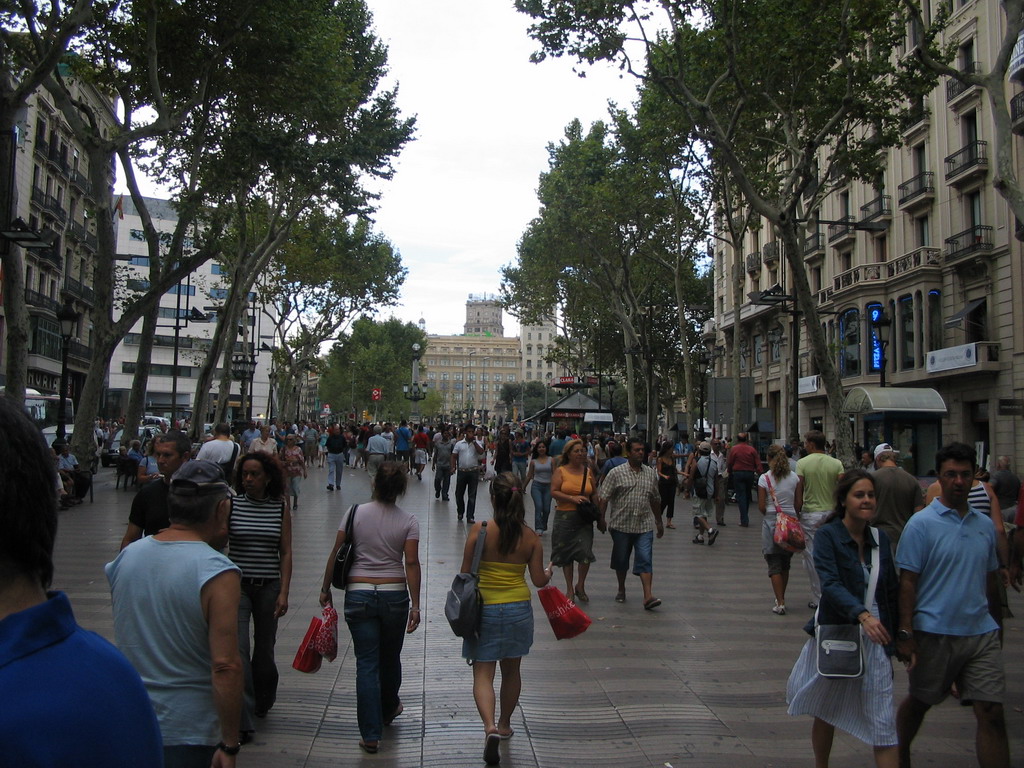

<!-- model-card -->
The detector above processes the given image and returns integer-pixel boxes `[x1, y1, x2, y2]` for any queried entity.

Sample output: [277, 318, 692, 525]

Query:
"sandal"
[483, 732, 501, 765]
[643, 597, 662, 610]
[615, 591, 626, 603]
[359, 739, 379, 754]
[384, 700, 404, 726]
[573, 587, 589, 603]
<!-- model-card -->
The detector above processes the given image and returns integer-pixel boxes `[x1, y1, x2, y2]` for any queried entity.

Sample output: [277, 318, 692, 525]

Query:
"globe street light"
[231, 353, 257, 422]
[403, 342, 428, 423]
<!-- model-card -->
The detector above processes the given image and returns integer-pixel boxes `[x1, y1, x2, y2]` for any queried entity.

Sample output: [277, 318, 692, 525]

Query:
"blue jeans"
[164, 745, 216, 768]
[344, 588, 410, 742]
[609, 529, 654, 574]
[732, 470, 755, 526]
[531, 482, 552, 531]
[327, 452, 345, 486]
[455, 469, 479, 520]
[434, 465, 452, 498]
[238, 578, 281, 730]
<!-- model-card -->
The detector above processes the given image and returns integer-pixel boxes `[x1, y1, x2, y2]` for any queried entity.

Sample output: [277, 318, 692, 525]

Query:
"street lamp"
[403, 342, 428, 422]
[748, 284, 801, 442]
[872, 310, 892, 388]
[55, 298, 81, 441]
[0, 217, 51, 249]
[231, 353, 257, 422]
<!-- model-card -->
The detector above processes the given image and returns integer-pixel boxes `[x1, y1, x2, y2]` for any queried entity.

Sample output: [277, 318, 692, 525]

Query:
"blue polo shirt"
[895, 498, 999, 636]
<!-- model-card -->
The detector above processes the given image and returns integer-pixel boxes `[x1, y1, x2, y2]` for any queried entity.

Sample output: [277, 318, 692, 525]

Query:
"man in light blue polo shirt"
[895, 442, 1008, 768]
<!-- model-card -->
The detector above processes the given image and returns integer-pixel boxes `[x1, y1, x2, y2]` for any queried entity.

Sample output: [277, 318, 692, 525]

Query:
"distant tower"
[418, 315, 426, 334]
[464, 293, 504, 336]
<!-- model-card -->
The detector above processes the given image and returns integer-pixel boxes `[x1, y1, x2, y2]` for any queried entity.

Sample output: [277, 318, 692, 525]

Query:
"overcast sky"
[364, 0, 640, 336]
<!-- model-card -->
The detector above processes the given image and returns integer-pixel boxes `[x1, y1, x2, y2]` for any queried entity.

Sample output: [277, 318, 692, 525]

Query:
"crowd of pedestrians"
[3, 403, 1020, 767]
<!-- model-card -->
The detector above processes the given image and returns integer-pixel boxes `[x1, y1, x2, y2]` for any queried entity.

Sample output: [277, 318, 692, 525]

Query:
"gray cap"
[169, 460, 230, 497]
[698, 441, 712, 453]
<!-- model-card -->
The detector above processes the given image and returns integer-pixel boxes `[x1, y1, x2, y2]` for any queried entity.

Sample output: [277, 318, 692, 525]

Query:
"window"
[874, 236, 887, 263]
[927, 290, 942, 351]
[122, 362, 194, 378]
[127, 278, 151, 292]
[167, 284, 196, 296]
[526, 371, 533, 380]
[916, 215, 930, 247]
[839, 308, 861, 377]
[209, 288, 228, 299]
[211, 264, 226, 275]
[898, 295, 915, 369]
[129, 256, 150, 267]
[913, 144, 926, 174]
[526, 359, 532, 368]
[494, 374, 502, 382]
[967, 191, 981, 228]
[441, 372, 449, 381]
[426, 372, 436, 380]
[454, 373, 462, 381]
[508, 374, 516, 382]
[753, 334, 763, 366]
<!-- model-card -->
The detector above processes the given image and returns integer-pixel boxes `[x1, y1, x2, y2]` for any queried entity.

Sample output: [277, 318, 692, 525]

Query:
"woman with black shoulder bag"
[786, 469, 901, 768]
[550, 439, 598, 602]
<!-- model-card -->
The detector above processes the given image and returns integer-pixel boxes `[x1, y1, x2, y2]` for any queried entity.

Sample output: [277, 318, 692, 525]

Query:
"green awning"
[841, 386, 947, 414]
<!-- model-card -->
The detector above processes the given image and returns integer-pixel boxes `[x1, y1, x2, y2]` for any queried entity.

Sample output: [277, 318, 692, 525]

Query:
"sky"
[363, 1, 641, 336]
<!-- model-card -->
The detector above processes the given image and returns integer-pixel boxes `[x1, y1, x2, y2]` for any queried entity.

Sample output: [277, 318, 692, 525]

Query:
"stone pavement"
[54, 463, 1024, 768]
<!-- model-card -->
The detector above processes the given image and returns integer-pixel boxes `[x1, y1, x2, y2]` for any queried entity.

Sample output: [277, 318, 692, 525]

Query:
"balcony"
[833, 263, 885, 297]
[67, 340, 92, 364]
[63, 276, 95, 306]
[33, 135, 49, 160]
[43, 194, 67, 224]
[762, 241, 780, 266]
[944, 225, 994, 262]
[817, 286, 835, 306]
[827, 215, 856, 246]
[24, 288, 60, 313]
[1012, 92, 1024, 136]
[47, 145, 69, 177]
[66, 220, 87, 242]
[900, 107, 930, 138]
[886, 246, 942, 282]
[859, 194, 892, 224]
[946, 62, 980, 104]
[944, 141, 988, 186]
[745, 252, 761, 274]
[897, 171, 935, 210]
[83, 231, 98, 252]
[803, 230, 824, 258]
[30, 185, 46, 209]
[70, 167, 90, 193]
[35, 242, 61, 268]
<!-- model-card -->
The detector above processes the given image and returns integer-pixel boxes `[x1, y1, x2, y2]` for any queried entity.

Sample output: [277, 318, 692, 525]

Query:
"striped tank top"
[229, 494, 284, 578]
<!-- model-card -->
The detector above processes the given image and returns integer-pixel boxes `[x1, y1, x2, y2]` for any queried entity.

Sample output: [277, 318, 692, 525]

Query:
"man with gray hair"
[107, 461, 244, 767]
[872, 446, 924, 552]
[989, 456, 1020, 524]
[366, 424, 391, 480]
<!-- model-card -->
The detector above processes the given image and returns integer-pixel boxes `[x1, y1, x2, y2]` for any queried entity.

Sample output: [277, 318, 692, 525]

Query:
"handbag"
[575, 465, 600, 524]
[815, 528, 881, 679]
[537, 585, 592, 640]
[311, 605, 338, 662]
[330, 504, 358, 589]
[767, 474, 806, 552]
[445, 521, 487, 638]
[291, 615, 324, 673]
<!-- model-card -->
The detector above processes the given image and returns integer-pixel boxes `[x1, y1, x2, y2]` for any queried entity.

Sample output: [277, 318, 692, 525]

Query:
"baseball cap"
[873, 443, 895, 459]
[699, 441, 712, 453]
[169, 460, 231, 496]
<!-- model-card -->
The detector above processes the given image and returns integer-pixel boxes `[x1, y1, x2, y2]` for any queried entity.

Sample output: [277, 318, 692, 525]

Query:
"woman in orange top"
[550, 439, 598, 602]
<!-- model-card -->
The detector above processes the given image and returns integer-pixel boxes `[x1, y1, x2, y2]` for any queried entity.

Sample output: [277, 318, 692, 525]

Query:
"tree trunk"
[780, 223, 854, 466]
[0, 119, 29, 405]
[731, 256, 744, 436]
[122, 303, 159, 443]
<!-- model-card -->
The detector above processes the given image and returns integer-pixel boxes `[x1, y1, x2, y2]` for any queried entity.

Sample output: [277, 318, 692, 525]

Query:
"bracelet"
[216, 741, 242, 756]
[320, 588, 330, 594]
[410, 608, 420, 612]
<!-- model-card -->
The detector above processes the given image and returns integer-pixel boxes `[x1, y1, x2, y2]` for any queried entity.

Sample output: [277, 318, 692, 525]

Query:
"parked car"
[100, 426, 164, 467]
[40, 426, 75, 449]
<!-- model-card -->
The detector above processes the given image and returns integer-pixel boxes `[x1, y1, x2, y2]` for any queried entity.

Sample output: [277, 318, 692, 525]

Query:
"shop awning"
[944, 298, 985, 328]
[583, 412, 613, 423]
[841, 386, 947, 414]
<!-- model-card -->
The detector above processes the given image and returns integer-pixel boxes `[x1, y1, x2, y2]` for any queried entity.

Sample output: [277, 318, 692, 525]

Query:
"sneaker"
[326, 485, 334, 491]
[807, 601, 818, 610]
[717, 521, 727, 527]
[772, 602, 786, 615]
[707, 528, 719, 546]
[692, 515, 701, 530]
[692, 535, 704, 545]
[435, 491, 440, 499]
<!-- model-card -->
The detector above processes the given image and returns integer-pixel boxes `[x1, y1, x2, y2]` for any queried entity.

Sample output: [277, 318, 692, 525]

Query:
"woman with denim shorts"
[319, 462, 421, 755]
[461, 472, 553, 765]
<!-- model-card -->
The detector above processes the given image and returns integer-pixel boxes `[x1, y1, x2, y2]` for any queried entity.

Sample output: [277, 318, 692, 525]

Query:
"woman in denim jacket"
[786, 469, 901, 768]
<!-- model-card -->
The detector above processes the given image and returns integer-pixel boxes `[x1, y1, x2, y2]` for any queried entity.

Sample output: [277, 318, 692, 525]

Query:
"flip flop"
[615, 591, 626, 603]
[498, 729, 514, 740]
[643, 597, 662, 610]
[359, 740, 379, 754]
[483, 732, 501, 765]
[384, 700, 404, 726]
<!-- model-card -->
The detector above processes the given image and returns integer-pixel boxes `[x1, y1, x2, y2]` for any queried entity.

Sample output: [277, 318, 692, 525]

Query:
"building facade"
[520, 316, 570, 383]
[709, 2, 1024, 471]
[108, 195, 275, 424]
[0, 76, 114, 402]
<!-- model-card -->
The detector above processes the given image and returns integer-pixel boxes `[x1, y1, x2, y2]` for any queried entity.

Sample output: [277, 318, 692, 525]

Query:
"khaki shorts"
[908, 630, 1005, 706]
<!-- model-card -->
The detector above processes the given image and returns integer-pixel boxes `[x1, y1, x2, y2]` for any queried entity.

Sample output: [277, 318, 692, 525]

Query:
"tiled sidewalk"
[54, 463, 1024, 767]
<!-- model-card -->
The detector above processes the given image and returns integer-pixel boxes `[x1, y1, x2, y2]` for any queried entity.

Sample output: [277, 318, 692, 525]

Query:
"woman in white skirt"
[786, 469, 901, 767]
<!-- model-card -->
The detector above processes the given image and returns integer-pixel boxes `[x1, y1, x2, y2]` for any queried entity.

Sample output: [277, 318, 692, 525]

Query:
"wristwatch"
[896, 629, 913, 642]
[217, 741, 242, 756]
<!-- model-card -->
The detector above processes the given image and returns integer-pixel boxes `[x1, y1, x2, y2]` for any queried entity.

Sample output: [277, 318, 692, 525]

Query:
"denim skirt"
[462, 600, 534, 662]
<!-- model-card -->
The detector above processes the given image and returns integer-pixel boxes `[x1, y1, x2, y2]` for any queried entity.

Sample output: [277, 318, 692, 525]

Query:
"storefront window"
[839, 308, 861, 377]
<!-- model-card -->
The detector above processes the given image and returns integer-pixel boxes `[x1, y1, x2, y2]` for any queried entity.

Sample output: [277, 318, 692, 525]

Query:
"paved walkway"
[55, 462, 1023, 767]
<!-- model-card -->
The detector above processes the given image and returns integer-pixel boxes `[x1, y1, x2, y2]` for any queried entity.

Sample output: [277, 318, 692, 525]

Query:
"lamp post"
[873, 310, 892, 388]
[231, 353, 257, 422]
[56, 298, 81, 441]
[748, 284, 801, 442]
[403, 343, 428, 422]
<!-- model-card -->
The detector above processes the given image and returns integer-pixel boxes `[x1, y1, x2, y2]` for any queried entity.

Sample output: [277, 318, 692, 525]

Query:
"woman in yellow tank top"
[460, 472, 553, 765]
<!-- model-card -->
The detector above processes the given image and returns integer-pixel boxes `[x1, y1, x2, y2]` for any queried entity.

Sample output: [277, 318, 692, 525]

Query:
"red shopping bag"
[311, 605, 338, 662]
[292, 616, 324, 673]
[538, 585, 592, 640]
[774, 511, 806, 553]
